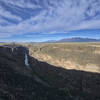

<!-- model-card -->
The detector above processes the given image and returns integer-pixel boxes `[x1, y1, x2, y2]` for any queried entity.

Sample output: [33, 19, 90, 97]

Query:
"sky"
[0, 0, 100, 42]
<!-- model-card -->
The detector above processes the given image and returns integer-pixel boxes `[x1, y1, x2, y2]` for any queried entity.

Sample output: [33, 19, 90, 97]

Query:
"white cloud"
[0, 6, 22, 21]
[1, 0, 42, 9]
[0, 0, 100, 38]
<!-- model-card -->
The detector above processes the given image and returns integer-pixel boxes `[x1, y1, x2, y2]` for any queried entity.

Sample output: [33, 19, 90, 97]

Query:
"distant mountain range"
[45, 37, 100, 43]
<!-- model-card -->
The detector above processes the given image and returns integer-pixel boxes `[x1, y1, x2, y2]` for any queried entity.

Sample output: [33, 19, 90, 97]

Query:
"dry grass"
[25, 42, 100, 73]
[1, 42, 100, 73]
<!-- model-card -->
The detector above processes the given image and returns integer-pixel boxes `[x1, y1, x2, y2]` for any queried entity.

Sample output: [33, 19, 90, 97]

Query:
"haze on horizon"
[0, 0, 100, 42]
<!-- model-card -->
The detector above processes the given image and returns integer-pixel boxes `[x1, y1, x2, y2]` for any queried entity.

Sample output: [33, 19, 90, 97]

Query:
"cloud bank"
[0, 0, 100, 38]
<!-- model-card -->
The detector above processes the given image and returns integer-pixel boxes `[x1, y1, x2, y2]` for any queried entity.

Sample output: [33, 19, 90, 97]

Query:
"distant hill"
[45, 37, 100, 43]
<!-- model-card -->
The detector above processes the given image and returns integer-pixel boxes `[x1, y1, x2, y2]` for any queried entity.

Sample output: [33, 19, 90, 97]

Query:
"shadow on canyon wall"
[0, 45, 100, 100]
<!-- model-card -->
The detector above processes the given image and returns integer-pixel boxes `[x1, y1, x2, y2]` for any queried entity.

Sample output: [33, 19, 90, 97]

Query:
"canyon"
[0, 43, 100, 100]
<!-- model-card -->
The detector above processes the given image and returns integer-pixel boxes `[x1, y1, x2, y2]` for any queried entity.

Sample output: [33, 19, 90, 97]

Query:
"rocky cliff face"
[0, 45, 30, 75]
[27, 43, 100, 73]
[0, 45, 29, 62]
[0, 45, 100, 100]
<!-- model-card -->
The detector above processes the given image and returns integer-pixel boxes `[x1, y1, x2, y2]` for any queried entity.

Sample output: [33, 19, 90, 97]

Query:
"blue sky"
[0, 0, 100, 42]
